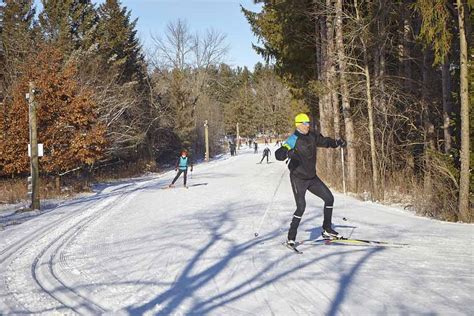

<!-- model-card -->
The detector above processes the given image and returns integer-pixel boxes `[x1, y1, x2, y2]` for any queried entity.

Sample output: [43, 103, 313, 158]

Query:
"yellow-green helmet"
[295, 113, 310, 126]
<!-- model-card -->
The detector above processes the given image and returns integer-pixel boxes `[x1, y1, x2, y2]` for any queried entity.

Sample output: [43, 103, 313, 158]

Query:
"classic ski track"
[0, 199, 98, 264]
[2, 178, 158, 314]
[35, 178, 160, 313]
[29, 192, 133, 314]
[0, 199, 100, 313]
[63, 179, 177, 311]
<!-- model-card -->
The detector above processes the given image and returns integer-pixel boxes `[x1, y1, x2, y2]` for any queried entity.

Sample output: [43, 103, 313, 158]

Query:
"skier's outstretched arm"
[314, 132, 346, 148]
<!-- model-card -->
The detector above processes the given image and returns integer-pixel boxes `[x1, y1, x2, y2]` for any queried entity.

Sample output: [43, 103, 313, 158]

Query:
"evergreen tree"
[0, 0, 36, 87]
[96, 0, 144, 83]
[39, 0, 97, 53]
[242, 0, 316, 92]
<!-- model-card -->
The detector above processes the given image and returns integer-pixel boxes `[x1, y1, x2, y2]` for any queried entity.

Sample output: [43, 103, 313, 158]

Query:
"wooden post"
[236, 122, 240, 149]
[28, 82, 40, 210]
[204, 120, 209, 162]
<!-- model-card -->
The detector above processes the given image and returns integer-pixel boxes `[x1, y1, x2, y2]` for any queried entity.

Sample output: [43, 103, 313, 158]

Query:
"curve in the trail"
[0, 177, 158, 314]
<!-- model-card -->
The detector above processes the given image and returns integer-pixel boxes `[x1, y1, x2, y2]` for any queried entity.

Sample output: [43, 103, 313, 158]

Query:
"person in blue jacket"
[275, 113, 346, 248]
[169, 150, 193, 188]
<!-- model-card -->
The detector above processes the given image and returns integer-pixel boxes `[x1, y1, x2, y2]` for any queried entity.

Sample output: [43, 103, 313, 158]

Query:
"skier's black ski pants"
[288, 173, 334, 241]
[171, 169, 188, 186]
[260, 153, 269, 163]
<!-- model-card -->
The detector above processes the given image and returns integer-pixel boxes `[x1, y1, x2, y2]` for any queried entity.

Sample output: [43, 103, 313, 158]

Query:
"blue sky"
[34, 0, 264, 68]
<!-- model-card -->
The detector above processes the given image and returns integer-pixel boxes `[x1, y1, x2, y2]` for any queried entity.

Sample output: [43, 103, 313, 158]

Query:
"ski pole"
[340, 147, 346, 195]
[254, 168, 287, 237]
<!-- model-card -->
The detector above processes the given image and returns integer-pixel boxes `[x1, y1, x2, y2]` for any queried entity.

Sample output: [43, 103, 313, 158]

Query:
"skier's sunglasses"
[298, 121, 310, 126]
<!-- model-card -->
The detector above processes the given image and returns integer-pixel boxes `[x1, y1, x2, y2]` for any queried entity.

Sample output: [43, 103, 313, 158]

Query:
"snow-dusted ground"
[0, 146, 473, 315]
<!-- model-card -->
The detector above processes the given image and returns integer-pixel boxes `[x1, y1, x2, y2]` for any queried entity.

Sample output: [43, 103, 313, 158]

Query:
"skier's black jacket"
[275, 130, 337, 180]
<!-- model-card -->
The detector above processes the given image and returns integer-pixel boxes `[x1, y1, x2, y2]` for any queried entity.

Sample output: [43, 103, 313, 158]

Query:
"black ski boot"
[322, 227, 343, 240]
[284, 239, 302, 254]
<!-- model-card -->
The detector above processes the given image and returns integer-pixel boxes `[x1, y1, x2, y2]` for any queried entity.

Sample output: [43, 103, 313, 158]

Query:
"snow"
[1, 146, 473, 315]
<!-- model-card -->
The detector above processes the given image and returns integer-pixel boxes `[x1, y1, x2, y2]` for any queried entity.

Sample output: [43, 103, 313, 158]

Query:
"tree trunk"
[457, 0, 471, 222]
[324, 1, 340, 138]
[398, 2, 412, 92]
[335, 0, 357, 192]
[364, 58, 379, 198]
[355, 0, 379, 198]
[441, 61, 452, 153]
[319, 16, 333, 172]
[324, 0, 334, 171]
[422, 51, 435, 198]
[376, 2, 389, 199]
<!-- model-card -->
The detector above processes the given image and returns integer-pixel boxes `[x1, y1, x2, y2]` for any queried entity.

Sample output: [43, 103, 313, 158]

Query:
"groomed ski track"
[0, 146, 473, 315]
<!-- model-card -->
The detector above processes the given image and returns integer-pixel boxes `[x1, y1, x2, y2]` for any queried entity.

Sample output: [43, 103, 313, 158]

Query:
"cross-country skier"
[259, 147, 271, 164]
[169, 150, 193, 188]
[254, 141, 258, 154]
[275, 113, 346, 249]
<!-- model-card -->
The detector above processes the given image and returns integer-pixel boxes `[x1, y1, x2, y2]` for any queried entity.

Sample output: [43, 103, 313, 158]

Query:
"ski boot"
[284, 239, 302, 254]
[322, 227, 343, 240]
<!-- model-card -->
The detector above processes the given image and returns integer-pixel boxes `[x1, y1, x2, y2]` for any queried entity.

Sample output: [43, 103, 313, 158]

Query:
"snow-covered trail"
[0, 147, 473, 315]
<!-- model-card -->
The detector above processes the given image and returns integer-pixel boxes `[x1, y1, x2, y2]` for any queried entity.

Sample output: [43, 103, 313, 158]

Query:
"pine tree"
[39, 0, 97, 53]
[242, 0, 316, 90]
[96, 0, 144, 83]
[0, 0, 36, 87]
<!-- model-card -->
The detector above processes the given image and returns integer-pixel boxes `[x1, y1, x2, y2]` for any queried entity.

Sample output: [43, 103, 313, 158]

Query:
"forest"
[243, 0, 473, 222]
[0, 0, 472, 222]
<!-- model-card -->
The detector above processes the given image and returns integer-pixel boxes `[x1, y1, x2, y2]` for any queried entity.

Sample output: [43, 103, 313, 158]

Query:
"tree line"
[0, 1, 299, 184]
[243, 0, 472, 222]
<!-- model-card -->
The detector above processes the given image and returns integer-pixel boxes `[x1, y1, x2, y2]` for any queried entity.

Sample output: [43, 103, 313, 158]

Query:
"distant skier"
[275, 113, 346, 249]
[230, 142, 237, 156]
[259, 147, 271, 164]
[169, 150, 193, 188]
[254, 141, 258, 154]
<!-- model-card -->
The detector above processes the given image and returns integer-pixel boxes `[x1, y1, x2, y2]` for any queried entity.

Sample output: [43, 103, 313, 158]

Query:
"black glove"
[336, 138, 347, 148]
[275, 146, 288, 161]
[287, 149, 300, 161]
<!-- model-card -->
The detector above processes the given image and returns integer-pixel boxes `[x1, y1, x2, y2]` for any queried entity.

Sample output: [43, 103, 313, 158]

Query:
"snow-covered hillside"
[1, 147, 473, 315]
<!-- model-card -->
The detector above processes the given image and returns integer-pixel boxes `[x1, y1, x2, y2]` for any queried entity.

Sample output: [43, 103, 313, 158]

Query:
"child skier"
[169, 150, 193, 188]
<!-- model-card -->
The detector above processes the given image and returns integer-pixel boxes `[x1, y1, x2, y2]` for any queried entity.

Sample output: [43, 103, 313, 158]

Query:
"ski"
[161, 185, 189, 190]
[282, 242, 303, 254]
[341, 238, 408, 246]
[302, 238, 408, 247]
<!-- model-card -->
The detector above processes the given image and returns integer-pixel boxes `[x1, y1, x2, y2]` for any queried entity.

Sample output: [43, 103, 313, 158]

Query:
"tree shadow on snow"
[122, 201, 387, 316]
